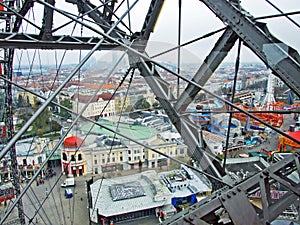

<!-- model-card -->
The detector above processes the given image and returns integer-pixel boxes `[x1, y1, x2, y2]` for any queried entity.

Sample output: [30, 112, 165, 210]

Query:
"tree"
[59, 98, 72, 118]
[125, 105, 134, 112]
[32, 99, 51, 135]
[152, 101, 161, 109]
[139, 160, 142, 172]
[26, 95, 31, 107]
[134, 98, 150, 110]
[17, 95, 25, 108]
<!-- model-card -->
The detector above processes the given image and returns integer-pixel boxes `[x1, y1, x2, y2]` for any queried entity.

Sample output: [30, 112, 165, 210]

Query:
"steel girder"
[0, 33, 121, 50]
[66, 0, 126, 39]
[138, 0, 165, 41]
[200, 0, 300, 98]
[175, 27, 238, 113]
[131, 57, 226, 188]
[39, 0, 54, 40]
[131, 0, 228, 187]
[162, 153, 300, 225]
[0, 0, 299, 224]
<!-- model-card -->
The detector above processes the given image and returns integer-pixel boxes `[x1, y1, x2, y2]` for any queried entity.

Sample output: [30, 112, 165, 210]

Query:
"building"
[0, 137, 52, 183]
[114, 94, 131, 114]
[158, 165, 211, 211]
[88, 165, 211, 224]
[88, 170, 172, 224]
[71, 92, 115, 119]
[60, 136, 87, 176]
[278, 122, 300, 153]
[79, 119, 188, 175]
[17, 90, 36, 106]
[146, 133, 187, 169]
[84, 135, 128, 175]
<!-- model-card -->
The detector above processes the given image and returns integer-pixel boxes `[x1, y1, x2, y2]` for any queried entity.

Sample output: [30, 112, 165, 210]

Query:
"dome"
[64, 136, 84, 148]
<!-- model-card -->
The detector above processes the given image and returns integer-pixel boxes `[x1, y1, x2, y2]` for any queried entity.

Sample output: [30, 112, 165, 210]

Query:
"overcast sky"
[12, 0, 300, 67]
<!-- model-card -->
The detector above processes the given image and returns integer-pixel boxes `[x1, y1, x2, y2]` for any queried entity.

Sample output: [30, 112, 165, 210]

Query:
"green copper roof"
[45, 149, 61, 160]
[81, 119, 158, 140]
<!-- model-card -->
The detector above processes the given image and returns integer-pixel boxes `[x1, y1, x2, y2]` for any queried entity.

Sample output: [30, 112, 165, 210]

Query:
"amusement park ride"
[0, 0, 299, 224]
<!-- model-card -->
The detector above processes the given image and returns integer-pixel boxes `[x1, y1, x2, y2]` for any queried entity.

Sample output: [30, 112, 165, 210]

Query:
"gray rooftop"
[158, 165, 211, 198]
[90, 170, 172, 217]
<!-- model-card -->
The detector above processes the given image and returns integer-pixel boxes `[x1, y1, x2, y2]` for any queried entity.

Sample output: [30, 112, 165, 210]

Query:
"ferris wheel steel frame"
[0, 0, 299, 224]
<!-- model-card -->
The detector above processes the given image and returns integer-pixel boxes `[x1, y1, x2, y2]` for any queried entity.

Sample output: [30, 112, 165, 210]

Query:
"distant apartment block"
[71, 92, 115, 119]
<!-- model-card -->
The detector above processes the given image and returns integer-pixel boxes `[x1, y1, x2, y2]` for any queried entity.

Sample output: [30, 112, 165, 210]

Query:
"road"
[0, 167, 89, 225]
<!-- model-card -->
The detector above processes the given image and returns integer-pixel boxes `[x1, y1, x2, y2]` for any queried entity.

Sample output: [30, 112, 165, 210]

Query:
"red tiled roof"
[71, 92, 113, 103]
[64, 136, 84, 148]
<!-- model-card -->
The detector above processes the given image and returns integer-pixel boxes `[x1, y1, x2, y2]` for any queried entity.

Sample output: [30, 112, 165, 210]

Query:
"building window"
[71, 155, 75, 161]
[120, 156, 123, 162]
[180, 149, 185, 154]
[128, 150, 131, 154]
[112, 158, 115, 162]
[128, 157, 131, 161]
[78, 154, 82, 161]
[94, 168, 98, 174]
[63, 153, 67, 161]
[94, 160, 97, 165]
[102, 159, 105, 163]
[152, 154, 155, 158]
[107, 157, 110, 163]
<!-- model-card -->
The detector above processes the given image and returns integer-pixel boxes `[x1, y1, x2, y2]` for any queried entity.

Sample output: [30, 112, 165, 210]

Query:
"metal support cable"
[91, 67, 134, 216]
[265, 0, 300, 29]
[0, 1, 41, 31]
[0, 1, 140, 222]
[151, 27, 226, 59]
[0, 37, 106, 225]
[24, 187, 52, 225]
[52, 0, 111, 33]
[0, 72, 232, 187]
[48, 12, 82, 98]
[126, 0, 132, 33]
[177, 0, 181, 99]
[222, 39, 241, 171]
[254, 10, 300, 22]
[1, 3, 299, 187]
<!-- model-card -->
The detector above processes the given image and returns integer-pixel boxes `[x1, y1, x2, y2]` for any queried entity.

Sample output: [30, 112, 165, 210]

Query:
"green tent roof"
[81, 119, 158, 141]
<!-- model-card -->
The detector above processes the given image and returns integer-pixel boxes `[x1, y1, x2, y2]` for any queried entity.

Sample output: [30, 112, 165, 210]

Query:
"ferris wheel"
[0, 0, 299, 224]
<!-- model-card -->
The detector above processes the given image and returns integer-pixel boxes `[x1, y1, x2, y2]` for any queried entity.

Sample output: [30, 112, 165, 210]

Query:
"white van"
[61, 178, 75, 187]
